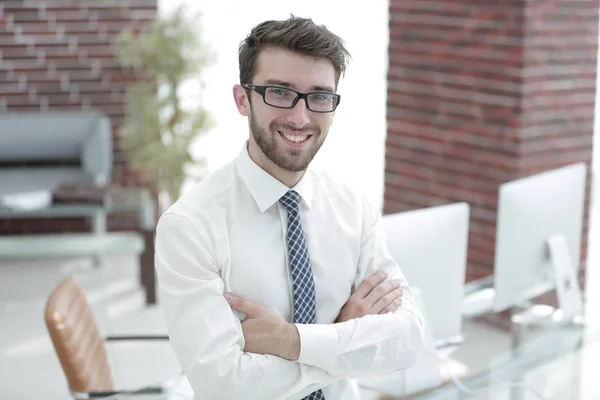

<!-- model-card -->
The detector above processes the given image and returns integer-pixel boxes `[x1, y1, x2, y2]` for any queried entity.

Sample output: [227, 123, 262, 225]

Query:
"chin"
[274, 155, 310, 172]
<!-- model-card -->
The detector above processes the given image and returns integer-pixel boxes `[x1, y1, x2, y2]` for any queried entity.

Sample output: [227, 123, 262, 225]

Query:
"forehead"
[254, 47, 336, 91]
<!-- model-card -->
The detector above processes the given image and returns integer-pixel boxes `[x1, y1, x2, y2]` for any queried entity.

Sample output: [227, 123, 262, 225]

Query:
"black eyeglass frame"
[242, 83, 341, 113]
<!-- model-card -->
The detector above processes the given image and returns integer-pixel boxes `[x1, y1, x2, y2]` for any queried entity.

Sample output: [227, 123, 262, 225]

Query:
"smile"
[278, 131, 310, 144]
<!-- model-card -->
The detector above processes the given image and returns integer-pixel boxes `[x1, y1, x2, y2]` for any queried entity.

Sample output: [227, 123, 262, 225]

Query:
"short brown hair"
[238, 16, 351, 88]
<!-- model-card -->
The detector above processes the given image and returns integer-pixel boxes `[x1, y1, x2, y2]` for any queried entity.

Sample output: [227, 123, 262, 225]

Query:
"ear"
[233, 84, 250, 116]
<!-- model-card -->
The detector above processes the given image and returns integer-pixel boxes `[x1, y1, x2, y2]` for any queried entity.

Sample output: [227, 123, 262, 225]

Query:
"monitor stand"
[510, 233, 584, 327]
[547, 234, 584, 320]
[508, 234, 585, 400]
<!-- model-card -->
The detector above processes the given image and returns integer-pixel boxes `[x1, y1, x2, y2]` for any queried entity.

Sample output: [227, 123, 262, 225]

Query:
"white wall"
[159, 0, 389, 209]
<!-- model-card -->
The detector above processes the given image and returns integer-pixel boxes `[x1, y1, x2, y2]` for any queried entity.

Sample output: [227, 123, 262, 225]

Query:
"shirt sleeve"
[155, 212, 340, 400]
[294, 195, 426, 379]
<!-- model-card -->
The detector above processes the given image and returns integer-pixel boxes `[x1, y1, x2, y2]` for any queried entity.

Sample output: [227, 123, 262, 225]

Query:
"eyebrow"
[263, 79, 335, 93]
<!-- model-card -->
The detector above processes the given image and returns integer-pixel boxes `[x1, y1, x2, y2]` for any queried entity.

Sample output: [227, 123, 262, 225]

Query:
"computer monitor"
[357, 203, 469, 397]
[382, 202, 470, 343]
[492, 162, 587, 317]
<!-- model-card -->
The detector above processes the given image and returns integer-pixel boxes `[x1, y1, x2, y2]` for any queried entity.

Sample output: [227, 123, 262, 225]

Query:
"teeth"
[282, 133, 308, 143]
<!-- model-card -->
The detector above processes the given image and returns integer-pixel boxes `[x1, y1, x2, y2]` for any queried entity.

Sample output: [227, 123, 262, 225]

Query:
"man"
[155, 16, 425, 400]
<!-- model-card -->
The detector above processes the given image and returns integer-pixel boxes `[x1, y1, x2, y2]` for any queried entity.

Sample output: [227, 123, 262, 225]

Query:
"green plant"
[116, 5, 214, 203]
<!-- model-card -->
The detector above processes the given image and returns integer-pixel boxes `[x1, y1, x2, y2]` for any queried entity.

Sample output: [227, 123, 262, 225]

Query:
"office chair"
[44, 277, 179, 399]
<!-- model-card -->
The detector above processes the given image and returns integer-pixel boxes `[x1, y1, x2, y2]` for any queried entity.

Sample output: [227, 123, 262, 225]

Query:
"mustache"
[270, 122, 320, 135]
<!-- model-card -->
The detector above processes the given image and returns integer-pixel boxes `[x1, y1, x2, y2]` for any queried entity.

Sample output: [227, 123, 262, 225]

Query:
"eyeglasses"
[242, 84, 341, 113]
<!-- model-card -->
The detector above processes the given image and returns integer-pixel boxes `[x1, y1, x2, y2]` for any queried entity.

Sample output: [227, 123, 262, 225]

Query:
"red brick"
[0, 82, 25, 94]
[70, 82, 112, 93]
[8, 11, 42, 24]
[57, 70, 100, 81]
[43, 10, 88, 23]
[49, 58, 92, 70]
[86, 92, 124, 106]
[31, 82, 66, 94]
[16, 21, 52, 34]
[81, 44, 117, 58]
[5, 95, 38, 106]
[22, 73, 57, 84]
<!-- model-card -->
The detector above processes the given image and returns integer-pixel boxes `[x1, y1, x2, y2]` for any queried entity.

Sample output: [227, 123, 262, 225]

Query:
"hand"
[224, 293, 301, 361]
[335, 271, 403, 323]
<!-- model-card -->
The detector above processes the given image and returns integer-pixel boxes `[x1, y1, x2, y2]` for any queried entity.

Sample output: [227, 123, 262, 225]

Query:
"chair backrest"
[44, 277, 114, 394]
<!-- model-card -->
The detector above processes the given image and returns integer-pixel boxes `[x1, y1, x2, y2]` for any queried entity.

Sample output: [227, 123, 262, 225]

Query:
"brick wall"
[385, 0, 597, 285]
[0, 0, 157, 234]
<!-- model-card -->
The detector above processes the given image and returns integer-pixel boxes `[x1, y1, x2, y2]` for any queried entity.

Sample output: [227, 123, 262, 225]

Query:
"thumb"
[224, 293, 261, 317]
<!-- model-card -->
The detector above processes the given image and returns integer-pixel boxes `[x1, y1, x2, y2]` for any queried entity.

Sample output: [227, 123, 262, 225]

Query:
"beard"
[249, 108, 325, 172]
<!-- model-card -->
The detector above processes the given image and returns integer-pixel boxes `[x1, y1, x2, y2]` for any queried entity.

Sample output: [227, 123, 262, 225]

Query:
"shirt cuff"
[295, 323, 340, 368]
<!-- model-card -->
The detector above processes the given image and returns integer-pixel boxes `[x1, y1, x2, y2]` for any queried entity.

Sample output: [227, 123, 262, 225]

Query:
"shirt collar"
[235, 142, 313, 213]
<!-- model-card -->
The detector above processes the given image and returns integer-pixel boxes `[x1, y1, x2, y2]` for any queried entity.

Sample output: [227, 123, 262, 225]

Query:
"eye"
[310, 93, 334, 102]
[267, 87, 293, 97]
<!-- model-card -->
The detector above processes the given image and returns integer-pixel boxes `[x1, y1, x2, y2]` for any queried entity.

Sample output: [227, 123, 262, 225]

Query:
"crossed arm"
[155, 211, 425, 400]
[224, 269, 407, 363]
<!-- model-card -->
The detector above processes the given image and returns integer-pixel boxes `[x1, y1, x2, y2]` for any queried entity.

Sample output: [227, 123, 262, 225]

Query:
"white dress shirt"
[155, 144, 425, 400]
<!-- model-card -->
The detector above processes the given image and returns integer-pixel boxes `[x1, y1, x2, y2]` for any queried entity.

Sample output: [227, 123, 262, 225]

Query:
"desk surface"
[410, 306, 600, 400]
[92, 311, 600, 400]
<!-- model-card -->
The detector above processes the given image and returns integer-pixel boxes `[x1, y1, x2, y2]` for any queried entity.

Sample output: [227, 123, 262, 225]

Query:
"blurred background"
[1, 0, 599, 399]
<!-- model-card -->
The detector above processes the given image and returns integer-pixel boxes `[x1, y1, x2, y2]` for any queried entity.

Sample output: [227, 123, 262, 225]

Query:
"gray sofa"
[0, 111, 113, 198]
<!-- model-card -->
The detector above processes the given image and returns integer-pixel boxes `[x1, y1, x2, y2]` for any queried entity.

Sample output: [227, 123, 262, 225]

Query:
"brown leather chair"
[44, 277, 169, 399]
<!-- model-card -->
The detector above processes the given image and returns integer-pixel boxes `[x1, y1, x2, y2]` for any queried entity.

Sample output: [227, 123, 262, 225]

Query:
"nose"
[286, 98, 311, 127]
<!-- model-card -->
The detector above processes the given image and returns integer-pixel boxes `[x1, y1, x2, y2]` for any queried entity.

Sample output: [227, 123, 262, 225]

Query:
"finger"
[224, 293, 262, 317]
[365, 280, 401, 306]
[370, 287, 402, 313]
[354, 270, 388, 299]
[378, 295, 403, 315]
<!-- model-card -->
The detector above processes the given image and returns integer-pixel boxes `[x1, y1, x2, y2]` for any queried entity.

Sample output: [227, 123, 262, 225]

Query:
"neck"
[247, 141, 305, 188]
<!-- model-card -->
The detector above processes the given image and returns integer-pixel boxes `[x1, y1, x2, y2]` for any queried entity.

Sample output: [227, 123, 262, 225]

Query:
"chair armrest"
[433, 334, 464, 350]
[77, 386, 164, 398]
[104, 335, 169, 342]
[72, 386, 164, 399]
